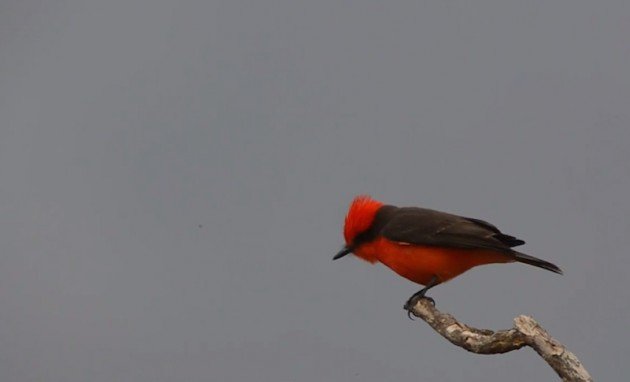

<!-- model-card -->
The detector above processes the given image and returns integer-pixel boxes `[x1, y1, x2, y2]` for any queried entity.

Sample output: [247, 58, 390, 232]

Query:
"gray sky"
[1, 1, 628, 381]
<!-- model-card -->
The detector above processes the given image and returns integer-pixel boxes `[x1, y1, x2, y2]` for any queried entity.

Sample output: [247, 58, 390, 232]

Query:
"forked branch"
[408, 299, 592, 382]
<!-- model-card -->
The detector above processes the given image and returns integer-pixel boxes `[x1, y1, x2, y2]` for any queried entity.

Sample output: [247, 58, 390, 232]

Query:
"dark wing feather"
[463, 217, 525, 247]
[379, 207, 524, 254]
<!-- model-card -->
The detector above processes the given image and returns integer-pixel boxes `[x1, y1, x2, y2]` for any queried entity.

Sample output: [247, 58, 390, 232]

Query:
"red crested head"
[343, 195, 384, 245]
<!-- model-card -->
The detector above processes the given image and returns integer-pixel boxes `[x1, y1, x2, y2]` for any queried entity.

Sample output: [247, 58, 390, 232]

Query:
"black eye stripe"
[351, 205, 397, 246]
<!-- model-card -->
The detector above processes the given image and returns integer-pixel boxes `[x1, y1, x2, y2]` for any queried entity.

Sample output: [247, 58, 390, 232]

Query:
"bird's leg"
[404, 276, 439, 319]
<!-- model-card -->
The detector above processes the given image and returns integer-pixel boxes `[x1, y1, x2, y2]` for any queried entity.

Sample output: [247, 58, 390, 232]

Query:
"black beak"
[333, 246, 352, 260]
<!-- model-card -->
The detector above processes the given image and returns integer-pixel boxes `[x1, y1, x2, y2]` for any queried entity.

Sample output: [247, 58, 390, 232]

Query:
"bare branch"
[409, 299, 592, 382]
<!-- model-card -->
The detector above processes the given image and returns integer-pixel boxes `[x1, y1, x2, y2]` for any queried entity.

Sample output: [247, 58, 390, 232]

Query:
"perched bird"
[333, 196, 562, 316]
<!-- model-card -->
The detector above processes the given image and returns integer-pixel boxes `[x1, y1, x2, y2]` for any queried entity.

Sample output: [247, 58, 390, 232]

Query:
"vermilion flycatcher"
[333, 196, 562, 315]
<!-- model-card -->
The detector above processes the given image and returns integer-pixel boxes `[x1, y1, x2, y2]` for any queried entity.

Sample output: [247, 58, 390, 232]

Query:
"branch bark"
[408, 299, 592, 382]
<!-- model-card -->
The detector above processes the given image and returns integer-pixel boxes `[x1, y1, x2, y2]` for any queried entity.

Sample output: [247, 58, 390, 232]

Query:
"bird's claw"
[404, 295, 435, 320]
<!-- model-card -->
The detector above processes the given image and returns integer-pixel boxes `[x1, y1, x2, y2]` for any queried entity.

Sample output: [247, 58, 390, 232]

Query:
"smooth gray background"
[1, 1, 628, 381]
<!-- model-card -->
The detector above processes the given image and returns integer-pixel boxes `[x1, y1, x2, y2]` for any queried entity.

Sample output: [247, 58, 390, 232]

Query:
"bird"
[333, 195, 562, 317]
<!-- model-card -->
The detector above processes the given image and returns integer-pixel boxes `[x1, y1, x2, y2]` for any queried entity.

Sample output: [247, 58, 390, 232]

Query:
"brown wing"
[379, 207, 525, 254]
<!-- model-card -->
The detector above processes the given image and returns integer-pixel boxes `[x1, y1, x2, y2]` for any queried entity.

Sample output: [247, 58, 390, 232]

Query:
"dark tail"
[511, 251, 563, 275]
